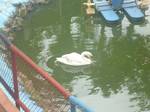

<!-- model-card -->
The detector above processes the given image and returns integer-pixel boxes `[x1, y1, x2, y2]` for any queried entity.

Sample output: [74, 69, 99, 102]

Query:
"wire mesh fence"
[0, 38, 14, 92]
[0, 38, 30, 112]
[16, 55, 70, 112]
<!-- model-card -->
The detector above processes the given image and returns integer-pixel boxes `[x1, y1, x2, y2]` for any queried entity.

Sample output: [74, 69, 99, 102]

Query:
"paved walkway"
[0, 89, 19, 112]
[0, 54, 44, 112]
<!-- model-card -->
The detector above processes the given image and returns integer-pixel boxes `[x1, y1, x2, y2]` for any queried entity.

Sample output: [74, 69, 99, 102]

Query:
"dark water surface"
[13, 0, 150, 112]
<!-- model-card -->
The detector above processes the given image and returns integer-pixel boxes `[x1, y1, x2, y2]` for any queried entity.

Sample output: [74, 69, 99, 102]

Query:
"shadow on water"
[12, 0, 150, 111]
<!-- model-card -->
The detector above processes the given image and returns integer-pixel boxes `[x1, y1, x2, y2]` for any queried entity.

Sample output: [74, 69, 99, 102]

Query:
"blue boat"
[93, 0, 120, 24]
[122, 0, 144, 22]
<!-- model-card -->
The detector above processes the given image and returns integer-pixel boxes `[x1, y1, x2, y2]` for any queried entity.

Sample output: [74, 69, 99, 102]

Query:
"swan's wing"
[56, 57, 74, 65]
[62, 52, 81, 58]
[82, 57, 92, 64]
[56, 57, 67, 64]
[62, 53, 83, 62]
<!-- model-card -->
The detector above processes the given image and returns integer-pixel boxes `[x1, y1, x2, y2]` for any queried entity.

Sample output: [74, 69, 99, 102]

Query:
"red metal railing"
[0, 34, 93, 112]
[0, 34, 71, 111]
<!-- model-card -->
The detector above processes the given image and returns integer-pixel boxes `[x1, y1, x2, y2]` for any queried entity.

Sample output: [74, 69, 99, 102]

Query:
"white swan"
[55, 51, 93, 66]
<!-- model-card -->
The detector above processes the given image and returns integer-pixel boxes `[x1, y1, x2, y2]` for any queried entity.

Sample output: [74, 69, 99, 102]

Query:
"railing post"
[11, 50, 20, 110]
[70, 104, 76, 112]
[69, 96, 94, 112]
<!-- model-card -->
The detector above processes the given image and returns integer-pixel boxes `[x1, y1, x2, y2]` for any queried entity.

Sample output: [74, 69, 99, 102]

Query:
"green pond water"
[13, 0, 150, 112]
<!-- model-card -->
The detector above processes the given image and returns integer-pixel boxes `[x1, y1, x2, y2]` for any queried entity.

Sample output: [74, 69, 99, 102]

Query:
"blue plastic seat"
[93, 0, 120, 23]
[122, 0, 144, 22]
[112, 0, 123, 10]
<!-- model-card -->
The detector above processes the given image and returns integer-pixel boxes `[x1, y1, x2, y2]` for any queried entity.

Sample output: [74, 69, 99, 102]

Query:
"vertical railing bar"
[16, 99, 30, 112]
[0, 76, 15, 98]
[11, 50, 20, 110]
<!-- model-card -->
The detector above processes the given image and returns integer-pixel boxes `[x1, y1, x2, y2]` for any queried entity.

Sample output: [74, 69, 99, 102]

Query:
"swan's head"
[81, 51, 93, 59]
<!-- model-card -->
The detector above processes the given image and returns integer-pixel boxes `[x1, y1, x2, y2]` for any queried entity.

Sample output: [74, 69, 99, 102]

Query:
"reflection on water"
[13, 1, 150, 112]
[37, 28, 58, 73]
[56, 63, 93, 74]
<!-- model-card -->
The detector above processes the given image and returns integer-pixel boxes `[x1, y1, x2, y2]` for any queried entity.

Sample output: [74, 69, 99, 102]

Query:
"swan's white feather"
[56, 52, 92, 66]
